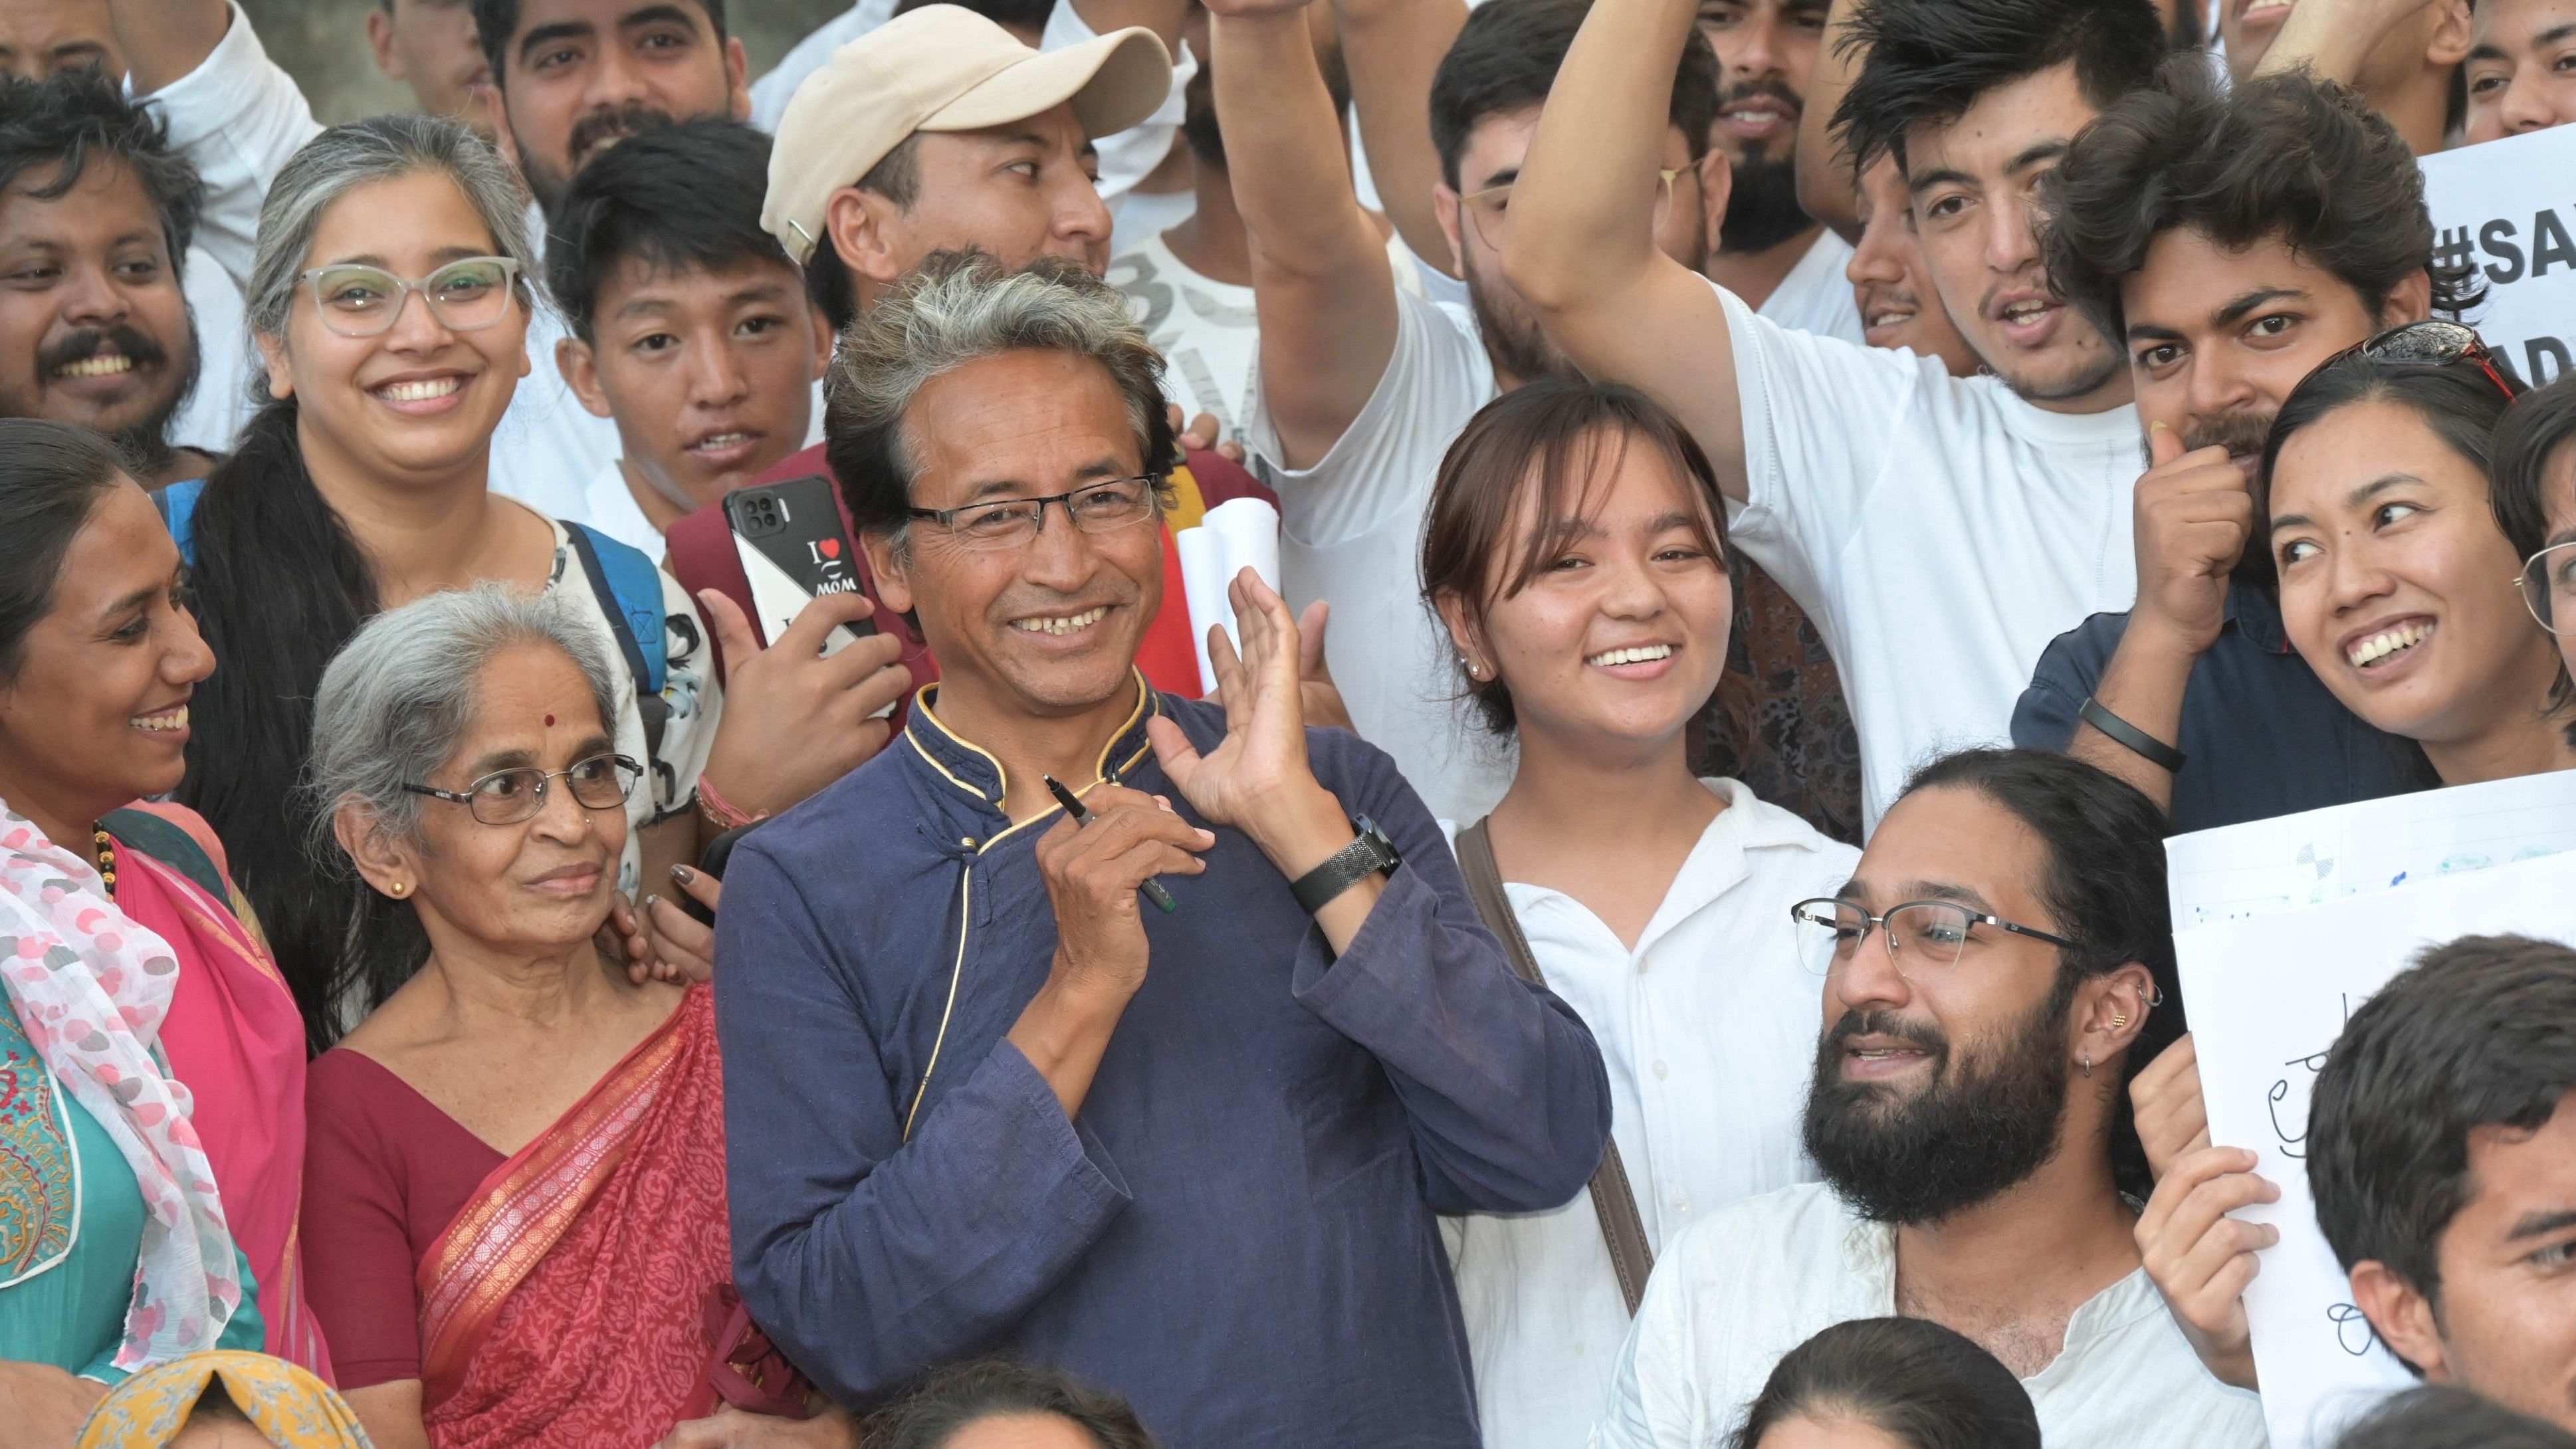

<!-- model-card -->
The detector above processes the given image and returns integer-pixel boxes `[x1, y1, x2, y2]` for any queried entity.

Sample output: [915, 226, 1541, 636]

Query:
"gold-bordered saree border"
[413, 989, 699, 1410]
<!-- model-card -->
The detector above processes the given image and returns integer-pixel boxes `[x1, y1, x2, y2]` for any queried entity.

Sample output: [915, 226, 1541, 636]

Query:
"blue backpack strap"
[156, 477, 207, 568]
[564, 521, 667, 696]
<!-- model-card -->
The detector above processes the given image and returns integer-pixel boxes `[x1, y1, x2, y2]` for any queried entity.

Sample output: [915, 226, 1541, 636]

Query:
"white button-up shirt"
[1593, 1181, 2271, 1449]
[1442, 780, 1859, 1449]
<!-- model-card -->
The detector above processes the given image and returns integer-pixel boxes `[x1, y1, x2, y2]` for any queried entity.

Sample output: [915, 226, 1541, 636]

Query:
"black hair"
[1831, 0, 2164, 175]
[473, 0, 728, 86]
[891, 0, 1054, 35]
[179, 399, 400, 1050]
[0, 420, 130, 681]
[1732, 1318, 2042, 1449]
[1428, 0, 1719, 191]
[1895, 748, 2185, 1202]
[2333, 1386, 2576, 1449]
[544, 117, 794, 342]
[2043, 59, 2480, 347]
[0, 68, 203, 279]
[862, 1361, 1158, 1449]
[2254, 347, 2527, 590]
[2309, 935, 2576, 1353]
[2489, 370, 2576, 563]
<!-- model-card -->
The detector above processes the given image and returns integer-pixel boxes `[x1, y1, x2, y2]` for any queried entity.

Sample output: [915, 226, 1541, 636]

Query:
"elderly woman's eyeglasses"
[298, 256, 523, 338]
[2518, 540, 2576, 636]
[1788, 897, 2081, 982]
[403, 753, 641, 826]
[906, 475, 1165, 552]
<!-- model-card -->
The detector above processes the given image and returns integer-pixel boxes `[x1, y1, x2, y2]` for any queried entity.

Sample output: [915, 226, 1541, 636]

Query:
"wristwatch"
[1289, 816, 1402, 913]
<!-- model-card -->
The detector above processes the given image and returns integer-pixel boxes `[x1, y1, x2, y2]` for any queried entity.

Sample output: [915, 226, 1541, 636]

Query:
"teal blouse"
[0, 994, 263, 1381]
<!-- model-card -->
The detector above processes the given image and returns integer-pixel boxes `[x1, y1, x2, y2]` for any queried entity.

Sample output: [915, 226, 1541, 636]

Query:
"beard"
[34, 313, 200, 476]
[2184, 408, 2274, 460]
[1463, 247, 1573, 386]
[1720, 151, 1812, 256]
[523, 102, 678, 216]
[1801, 971, 2079, 1226]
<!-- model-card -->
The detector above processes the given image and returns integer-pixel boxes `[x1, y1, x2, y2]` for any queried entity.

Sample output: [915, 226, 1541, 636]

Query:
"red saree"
[414, 986, 736, 1448]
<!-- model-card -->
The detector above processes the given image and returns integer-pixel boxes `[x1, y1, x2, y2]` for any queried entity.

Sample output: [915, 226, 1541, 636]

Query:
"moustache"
[1824, 1007, 1949, 1058]
[40, 325, 168, 376]
[1717, 78, 1804, 117]
[566, 102, 677, 164]
[2184, 409, 2275, 459]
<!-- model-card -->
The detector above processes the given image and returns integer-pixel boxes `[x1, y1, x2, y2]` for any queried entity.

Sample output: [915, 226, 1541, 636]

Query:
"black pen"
[1044, 774, 1181, 915]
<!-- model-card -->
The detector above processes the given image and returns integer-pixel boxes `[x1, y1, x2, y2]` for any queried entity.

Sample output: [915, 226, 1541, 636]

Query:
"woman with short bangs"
[2258, 330, 2576, 785]
[298, 588, 849, 1449]
[1419, 380, 1858, 1449]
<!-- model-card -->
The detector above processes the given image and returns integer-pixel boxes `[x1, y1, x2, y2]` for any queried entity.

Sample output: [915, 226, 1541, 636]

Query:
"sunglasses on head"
[2319, 320, 2518, 399]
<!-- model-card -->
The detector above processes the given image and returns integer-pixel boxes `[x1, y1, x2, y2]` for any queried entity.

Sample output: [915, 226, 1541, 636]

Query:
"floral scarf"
[0, 802, 243, 1369]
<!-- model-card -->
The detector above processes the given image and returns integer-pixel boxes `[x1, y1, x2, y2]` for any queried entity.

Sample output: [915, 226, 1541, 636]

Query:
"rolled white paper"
[1174, 497, 1283, 694]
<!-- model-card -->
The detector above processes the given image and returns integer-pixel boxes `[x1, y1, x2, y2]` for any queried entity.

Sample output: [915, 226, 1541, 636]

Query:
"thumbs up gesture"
[2129, 422, 2258, 661]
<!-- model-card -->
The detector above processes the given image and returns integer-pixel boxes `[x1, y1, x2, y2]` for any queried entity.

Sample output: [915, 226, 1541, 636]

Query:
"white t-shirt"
[1757, 229, 1866, 346]
[1247, 286, 1513, 824]
[1594, 1182, 2269, 1449]
[1440, 781, 1854, 1449]
[171, 244, 253, 459]
[1715, 282, 2141, 824]
[580, 459, 665, 560]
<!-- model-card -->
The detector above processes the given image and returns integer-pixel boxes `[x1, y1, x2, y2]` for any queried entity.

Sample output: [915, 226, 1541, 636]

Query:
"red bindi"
[543, 713, 555, 726]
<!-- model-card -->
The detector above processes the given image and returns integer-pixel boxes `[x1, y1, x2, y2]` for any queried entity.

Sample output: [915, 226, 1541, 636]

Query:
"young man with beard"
[2012, 62, 2470, 832]
[1695, 0, 1866, 342]
[2306, 935, 2576, 1434]
[0, 69, 209, 489]
[1507, 0, 2163, 828]
[1596, 748, 2266, 1449]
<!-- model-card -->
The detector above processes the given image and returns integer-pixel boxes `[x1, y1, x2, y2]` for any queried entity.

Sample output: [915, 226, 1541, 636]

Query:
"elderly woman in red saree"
[298, 586, 849, 1449]
[0, 422, 322, 1447]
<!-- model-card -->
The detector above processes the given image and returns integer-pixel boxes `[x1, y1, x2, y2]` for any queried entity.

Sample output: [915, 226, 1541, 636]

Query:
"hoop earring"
[2080, 1050, 2093, 1078]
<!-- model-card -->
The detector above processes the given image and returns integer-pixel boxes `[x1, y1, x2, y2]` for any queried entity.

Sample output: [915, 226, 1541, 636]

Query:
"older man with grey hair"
[712, 249, 1610, 1446]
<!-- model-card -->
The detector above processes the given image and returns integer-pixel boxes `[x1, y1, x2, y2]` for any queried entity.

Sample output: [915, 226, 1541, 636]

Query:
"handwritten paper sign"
[2422, 125, 2576, 386]
[2171, 841, 2576, 1449]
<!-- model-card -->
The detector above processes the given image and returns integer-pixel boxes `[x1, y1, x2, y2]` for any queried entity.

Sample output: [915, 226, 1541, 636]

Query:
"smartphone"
[678, 821, 764, 927]
[724, 476, 894, 719]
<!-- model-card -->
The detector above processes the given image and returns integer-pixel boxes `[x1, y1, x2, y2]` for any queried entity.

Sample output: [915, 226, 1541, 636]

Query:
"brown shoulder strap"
[1455, 817, 1658, 1317]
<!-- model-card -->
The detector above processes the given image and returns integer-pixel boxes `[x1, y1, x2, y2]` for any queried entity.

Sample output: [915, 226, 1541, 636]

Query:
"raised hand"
[2130, 425, 2254, 663]
[697, 588, 913, 821]
[2132, 1033, 2212, 1183]
[2135, 1144, 2278, 1391]
[1148, 568, 1318, 832]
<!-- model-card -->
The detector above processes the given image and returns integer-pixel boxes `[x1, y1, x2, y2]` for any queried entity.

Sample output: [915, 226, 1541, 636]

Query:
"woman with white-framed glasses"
[2490, 370, 2576, 745]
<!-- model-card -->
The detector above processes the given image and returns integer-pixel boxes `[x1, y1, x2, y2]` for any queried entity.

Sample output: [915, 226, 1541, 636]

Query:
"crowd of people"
[0, 0, 2573, 1444]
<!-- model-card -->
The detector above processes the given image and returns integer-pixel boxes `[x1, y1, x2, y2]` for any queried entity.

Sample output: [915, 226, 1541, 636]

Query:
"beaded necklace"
[92, 825, 116, 901]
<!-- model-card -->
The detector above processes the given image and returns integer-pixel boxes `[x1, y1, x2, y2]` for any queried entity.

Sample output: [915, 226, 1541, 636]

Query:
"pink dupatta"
[112, 802, 332, 1380]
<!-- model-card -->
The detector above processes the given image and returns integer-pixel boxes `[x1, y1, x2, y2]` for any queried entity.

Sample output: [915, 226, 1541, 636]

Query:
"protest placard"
[2422, 124, 2576, 386]
[2169, 816, 2576, 1449]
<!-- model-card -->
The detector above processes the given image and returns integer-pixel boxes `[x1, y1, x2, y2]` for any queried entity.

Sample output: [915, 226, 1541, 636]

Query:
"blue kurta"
[714, 683, 1611, 1446]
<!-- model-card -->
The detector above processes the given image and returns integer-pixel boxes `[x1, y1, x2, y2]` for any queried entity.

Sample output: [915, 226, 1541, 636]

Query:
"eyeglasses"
[403, 752, 641, 826]
[1788, 897, 2082, 983]
[2518, 540, 2576, 635]
[905, 475, 1166, 552]
[1461, 167, 1691, 251]
[2319, 320, 2517, 401]
[297, 256, 524, 338]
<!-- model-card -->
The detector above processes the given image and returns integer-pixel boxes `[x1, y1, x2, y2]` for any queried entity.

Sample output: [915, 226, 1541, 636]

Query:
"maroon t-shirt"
[302, 1048, 505, 1389]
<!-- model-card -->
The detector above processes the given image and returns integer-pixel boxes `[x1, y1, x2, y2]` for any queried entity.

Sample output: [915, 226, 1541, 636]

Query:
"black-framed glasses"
[906, 474, 1167, 552]
[1788, 897, 2082, 982]
[1461, 167, 1690, 252]
[296, 256, 524, 338]
[2519, 540, 2576, 635]
[403, 752, 641, 826]
[2321, 320, 2517, 401]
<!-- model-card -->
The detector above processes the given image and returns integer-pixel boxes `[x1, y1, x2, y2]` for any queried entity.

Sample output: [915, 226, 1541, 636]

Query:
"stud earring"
[389, 881, 409, 898]
[2111, 1013, 2129, 1030]
[1460, 654, 1482, 680]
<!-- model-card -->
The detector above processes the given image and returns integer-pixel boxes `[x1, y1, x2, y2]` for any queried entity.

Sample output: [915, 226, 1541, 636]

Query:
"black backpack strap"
[99, 807, 229, 910]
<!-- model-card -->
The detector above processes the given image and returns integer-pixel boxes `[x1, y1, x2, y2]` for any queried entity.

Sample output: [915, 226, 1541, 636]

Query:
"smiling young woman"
[2256, 340, 2576, 786]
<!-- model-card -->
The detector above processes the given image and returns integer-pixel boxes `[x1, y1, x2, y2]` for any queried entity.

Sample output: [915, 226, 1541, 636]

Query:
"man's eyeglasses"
[906, 475, 1166, 552]
[1461, 167, 1691, 251]
[403, 752, 641, 826]
[298, 256, 524, 338]
[2320, 320, 2518, 401]
[2518, 540, 2576, 636]
[1788, 897, 2081, 983]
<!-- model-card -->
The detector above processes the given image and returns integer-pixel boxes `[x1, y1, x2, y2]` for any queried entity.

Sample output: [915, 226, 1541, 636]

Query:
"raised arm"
[1502, 0, 1748, 498]
[1216, 0, 1401, 468]
[1792, 0, 1865, 242]
[1335, 0, 1469, 279]
[102, 0, 228, 93]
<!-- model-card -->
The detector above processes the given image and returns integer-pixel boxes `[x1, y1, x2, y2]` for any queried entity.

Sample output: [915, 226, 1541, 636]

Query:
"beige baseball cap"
[763, 5, 1173, 266]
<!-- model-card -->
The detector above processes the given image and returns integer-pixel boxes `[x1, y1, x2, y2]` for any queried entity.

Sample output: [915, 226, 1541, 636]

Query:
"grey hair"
[245, 113, 539, 342]
[305, 585, 621, 863]
[821, 250, 1180, 544]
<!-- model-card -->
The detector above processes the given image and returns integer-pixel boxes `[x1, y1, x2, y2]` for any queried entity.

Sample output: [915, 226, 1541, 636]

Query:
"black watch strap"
[1290, 816, 1402, 914]
[2079, 695, 2188, 773]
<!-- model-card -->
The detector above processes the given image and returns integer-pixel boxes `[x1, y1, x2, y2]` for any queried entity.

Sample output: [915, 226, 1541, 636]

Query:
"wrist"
[2123, 611, 2217, 665]
[1246, 781, 1358, 879]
